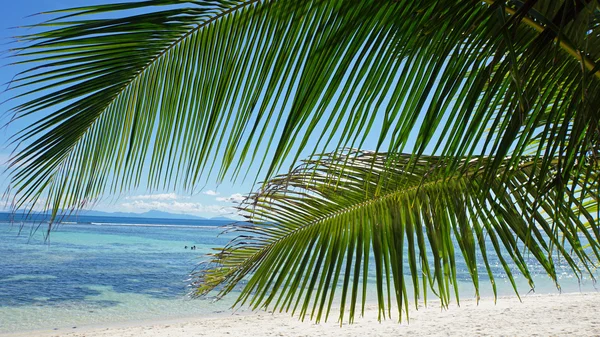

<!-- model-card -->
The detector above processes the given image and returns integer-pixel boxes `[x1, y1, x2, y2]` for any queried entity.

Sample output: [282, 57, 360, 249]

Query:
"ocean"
[0, 213, 597, 334]
[0, 214, 240, 334]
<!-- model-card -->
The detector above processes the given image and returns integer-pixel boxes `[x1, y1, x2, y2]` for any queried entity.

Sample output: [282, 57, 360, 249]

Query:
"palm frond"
[193, 149, 600, 323]
[5, 0, 600, 220]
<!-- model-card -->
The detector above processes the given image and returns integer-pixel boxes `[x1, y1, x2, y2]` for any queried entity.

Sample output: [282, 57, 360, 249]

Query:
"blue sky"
[0, 0, 391, 218]
[0, 0, 256, 218]
[0, 1, 434, 218]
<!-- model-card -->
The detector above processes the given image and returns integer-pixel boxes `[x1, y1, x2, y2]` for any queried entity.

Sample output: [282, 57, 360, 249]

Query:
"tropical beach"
[1, 0, 600, 336]
[4, 293, 600, 337]
[1, 218, 599, 336]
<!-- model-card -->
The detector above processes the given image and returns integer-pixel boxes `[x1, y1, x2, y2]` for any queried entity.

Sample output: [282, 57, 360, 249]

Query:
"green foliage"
[6, 1, 600, 221]
[193, 149, 600, 322]
[4, 0, 600, 323]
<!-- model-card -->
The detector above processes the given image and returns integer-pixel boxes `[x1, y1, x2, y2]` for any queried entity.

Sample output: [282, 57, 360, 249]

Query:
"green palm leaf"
[5, 0, 600, 221]
[193, 149, 600, 323]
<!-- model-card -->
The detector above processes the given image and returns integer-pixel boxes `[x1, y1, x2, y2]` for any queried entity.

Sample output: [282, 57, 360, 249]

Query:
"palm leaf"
[193, 149, 600, 323]
[5, 0, 600, 221]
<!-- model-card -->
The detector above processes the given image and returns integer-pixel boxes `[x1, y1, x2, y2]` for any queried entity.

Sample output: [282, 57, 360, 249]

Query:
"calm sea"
[0, 213, 597, 334]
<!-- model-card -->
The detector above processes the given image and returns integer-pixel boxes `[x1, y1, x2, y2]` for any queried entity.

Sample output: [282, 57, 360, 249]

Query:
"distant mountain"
[1, 209, 241, 222]
[79, 210, 238, 221]
[79, 209, 207, 220]
[3, 209, 208, 221]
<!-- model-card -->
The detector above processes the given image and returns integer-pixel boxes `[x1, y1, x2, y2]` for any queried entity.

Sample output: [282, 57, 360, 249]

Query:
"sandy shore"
[4, 292, 600, 337]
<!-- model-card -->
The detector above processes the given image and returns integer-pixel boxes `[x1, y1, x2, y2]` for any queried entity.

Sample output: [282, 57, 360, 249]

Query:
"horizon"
[0, 2, 251, 219]
[0, 0, 404, 220]
[0, 208, 238, 221]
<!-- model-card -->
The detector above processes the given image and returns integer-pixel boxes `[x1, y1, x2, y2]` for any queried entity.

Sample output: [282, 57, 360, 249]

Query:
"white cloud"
[202, 190, 219, 196]
[120, 200, 235, 216]
[216, 193, 245, 203]
[126, 193, 179, 201]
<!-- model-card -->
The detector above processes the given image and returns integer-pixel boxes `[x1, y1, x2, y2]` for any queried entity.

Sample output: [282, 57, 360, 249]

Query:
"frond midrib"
[17, 0, 265, 208]
[484, 0, 600, 78]
[94, 0, 263, 117]
[221, 157, 533, 284]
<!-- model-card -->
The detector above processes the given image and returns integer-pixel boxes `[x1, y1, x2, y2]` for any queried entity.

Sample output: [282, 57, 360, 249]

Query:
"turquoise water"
[0, 221, 240, 333]
[0, 219, 598, 334]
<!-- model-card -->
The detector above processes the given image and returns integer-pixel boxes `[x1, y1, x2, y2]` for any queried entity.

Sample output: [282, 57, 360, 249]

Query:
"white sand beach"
[4, 292, 599, 337]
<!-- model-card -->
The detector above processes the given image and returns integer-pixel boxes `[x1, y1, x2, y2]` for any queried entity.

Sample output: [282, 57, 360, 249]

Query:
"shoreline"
[3, 292, 600, 337]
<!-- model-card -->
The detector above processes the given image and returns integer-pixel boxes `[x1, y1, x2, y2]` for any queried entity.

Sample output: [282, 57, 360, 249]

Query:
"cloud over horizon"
[216, 193, 245, 203]
[120, 200, 235, 216]
[125, 193, 179, 201]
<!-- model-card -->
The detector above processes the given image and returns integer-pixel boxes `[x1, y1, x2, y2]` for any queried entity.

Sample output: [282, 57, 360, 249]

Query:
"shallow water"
[0, 220, 241, 333]
[0, 218, 597, 333]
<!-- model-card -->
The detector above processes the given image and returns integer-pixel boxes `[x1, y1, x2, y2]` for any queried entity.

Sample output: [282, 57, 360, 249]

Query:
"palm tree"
[193, 149, 599, 322]
[5, 0, 600, 323]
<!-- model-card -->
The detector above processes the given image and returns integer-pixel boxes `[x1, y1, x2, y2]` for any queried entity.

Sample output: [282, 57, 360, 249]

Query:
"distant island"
[0, 209, 237, 224]
[78, 209, 235, 221]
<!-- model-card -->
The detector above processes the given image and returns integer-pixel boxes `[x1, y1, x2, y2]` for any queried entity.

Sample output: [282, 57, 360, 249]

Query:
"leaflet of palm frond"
[6, 1, 600, 223]
[192, 149, 600, 323]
